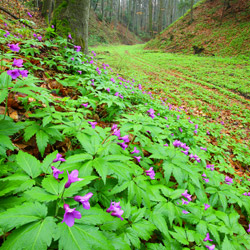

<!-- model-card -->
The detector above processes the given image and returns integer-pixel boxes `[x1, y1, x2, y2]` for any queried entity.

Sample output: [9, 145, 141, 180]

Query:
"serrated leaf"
[222, 235, 236, 250]
[132, 220, 156, 240]
[23, 122, 40, 141]
[0, 197, 25, 210]
[24, 187, 58, 202]
[196, 220, 207, 235]
[42, 176, 63, 195]
[93, 158, 108, 184]
[41, 151, 58, 173]
[36, 130, 49, 156]
[0, 134, 14, 150]
[16, 151, 41, 178]
[0, 88, 8, 104]
[109, 181, 130, 195]
[125, 227, 140, 248]
[0, 180, 23, 196]
[165, 202, 176, 227]
[0, 120, 23, 136]
[66, 153, 93, 164]
[1, 216, 56, 250]
[131, 207, 146, 223]
[77, 132, 97, 155]
[151, 212, 168, 236]
[172, 166, 184, 185]
[170, 189, 185, 200]
[0, 202, 47, 232]
[207, 224, 221, 244]
[218, 192, 227, 211]
[57, 223, 114, 250]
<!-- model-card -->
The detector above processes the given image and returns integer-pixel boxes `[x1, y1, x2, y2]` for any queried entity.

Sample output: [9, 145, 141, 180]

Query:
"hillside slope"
[145, 0, 250, 57]
[89, 10, 141, 46]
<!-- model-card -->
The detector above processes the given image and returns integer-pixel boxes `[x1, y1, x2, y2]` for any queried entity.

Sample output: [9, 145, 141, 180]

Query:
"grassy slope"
[145, 0, 250, 57]
[88, 10, 141, 46]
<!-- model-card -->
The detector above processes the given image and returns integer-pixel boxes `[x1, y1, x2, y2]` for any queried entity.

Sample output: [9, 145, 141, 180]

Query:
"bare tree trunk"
[190, 0, 194, 23]
[157, 0, 163, 32]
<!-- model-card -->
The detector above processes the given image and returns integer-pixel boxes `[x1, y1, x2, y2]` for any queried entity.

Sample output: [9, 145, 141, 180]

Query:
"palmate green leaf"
[124, 227, 141, 248]
[109, 181, 130, 195]
[0, 202, 47, 232]
[0, 71, 11, 88]
[0, 120, 24, 136]
[16, 151, 41, 178]
[0, 88, 8, 104]
[93, 158, 108, 184]
[207, 223, 221, 244]
[24, 187, 58, 202]
[146, 243, 166, 250]
[1, 216, 56, 250]
[23, 122, 40, 141]
[218, 191, 227, 211]
[78, 207, 112, 225]
[107, 161, 132, 180]
[66, 153, 93, 164]
[150, 212, 169, 237]
[41, 151, 58, 173]
[132, 220, 156, 240]
[77, 132, 99, 155]
[222, 235, 236, 250]
[0, 197, 25, 210]
[36, 130, 49, 156]
[169, 226, 189, 245]
[0, 180, 23, 196]
[57, 223, 114, 250]
[42, 176, 64, 195]
[103, 232, 131, 250]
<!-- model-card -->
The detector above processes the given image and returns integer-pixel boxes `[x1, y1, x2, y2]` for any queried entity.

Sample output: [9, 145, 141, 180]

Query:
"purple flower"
[205, 245, 215, 250]
[88, 121, 97, 129]
[202, 173, 207, 177]
[147, 108, 155, 114]
[203, 233, 213, 242]
[195, 124, 198, 129]
[27, 12, 32, 18]
[71, 57, 74, 61]
[117, 142, 128, 150]
[110, 78, 115, 83]
[62, 204, 81, 227]
[51, 25, 54, 28]
[138, 84, 142, 90]
[74, 45, 81, 52]
[204, 203, 210, 210]
[33, 33, 37, 37]
[119, 94, 124, 99]
[12, 58, 23, 68]
[182, 190, 192, 202]
[115, 92, 119, 96]
[106, 201, 124, 220]
[68, 34, 72, 39]
[53, 153, 66, 162]
[112, 129, 121, 137]
[225, 176, 233, 185]
[65, 170, 83, 188]
[111, 124, 117, 131]
[131, 147, 139, 154]
[247, 224, 250, 233]
[200, 147, 207, 151]
[74, 193, 93, 209]
[134, 156, 141, 162]
[194, 130, 198, 134]
[4, 31, 10, 37]
[206, 164, 214, 171]
[145, 167, 155, 180]
[78, 71, 82, 74]
[164, 143, 168, 147]
[182, 210, 189, 214]
[82, 103, 88, 108]
[19, 70, 28, 77]
[8, 43, 20, 52]
[37, 36, 42, 42]
[203, 178, 209, 183]
[119, 135, 129, 143]
[177, 115, 180, 120]
[106, 88, 110, 92]
[51, 166, 64, 179]
[7, 69, 20, 79]
[182, 198, 189, 205]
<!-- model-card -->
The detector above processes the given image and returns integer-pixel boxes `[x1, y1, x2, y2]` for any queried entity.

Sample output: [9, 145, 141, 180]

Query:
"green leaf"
[42, 176, 63, 195]
[132, 220, 156, 240]
[131, 207, 146, 223]
[24, 187, 58, 202]
[0, 120, 23, 136]
[77, 132, 97, 155]
[0, 197, 25, 210]
[207, 224, 221, 244]
[1, 216, 56, 250]
[170, 189, 185, 200]
[169, 226, 189, 245]
[93, 158, 108, 184]
[0, 134, 14, 150]
[124, 227, 140, 248]
[222, 235, 236, 250]
[196, 220, 207, 235]
[57, 223, 114, 250]
[16, 151, 41, 178]
[41, 151, 58, 173]
[218, 191, 227, 211]
[150, 212, 168, 236]
[172, 166, 184, 185]
[36, 130, 49, 156]
[109, 181, 130, 195]
[0, 202, 47, 232]
[0, 88, 8, 104]
[66, 153, 93, 164]
[23, 122, 40, 141]
[0, 72, 11, 88]
[0, 180, 23, 196]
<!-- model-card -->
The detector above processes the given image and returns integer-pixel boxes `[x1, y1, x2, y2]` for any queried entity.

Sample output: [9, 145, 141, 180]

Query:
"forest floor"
[94, 44, 250, 174]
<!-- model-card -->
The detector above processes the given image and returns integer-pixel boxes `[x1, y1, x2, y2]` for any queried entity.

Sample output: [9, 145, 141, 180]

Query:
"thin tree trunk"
[190, 0, 194, 23]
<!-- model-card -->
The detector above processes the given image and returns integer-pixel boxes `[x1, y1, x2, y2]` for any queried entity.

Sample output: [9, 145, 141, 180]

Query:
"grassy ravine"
[1, 13, 250, 250]
[146, 0, 250, 57]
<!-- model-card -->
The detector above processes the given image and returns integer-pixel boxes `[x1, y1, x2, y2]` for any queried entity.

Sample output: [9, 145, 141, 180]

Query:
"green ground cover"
[0, 15, 250, 250]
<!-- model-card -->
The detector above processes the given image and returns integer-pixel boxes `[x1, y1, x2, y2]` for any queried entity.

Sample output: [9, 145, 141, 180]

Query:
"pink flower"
[62, 204, 81, 227]
[51, 166, 64, 179]
[106, 201, 124, 220]
[27, 12, 32, 18]
[205, 245, 215, 250]
[145, 167, 155, 180]
[74, 193, 93, 209]
[204, 203, 210, 210]
[68, 34, 72, 39]
[181, 190, 192, 202]
[53, 153, 66, 162]
[82, 103, 88, 108]
[65, 170, 83, 188]
[182, 198, 189, 205]
[7, 69, 20, 79]
[131, 147, 139, 154]
[182, 210, 189, 214]
[225, 176, 233, 185]
[134, 156, 141, 162]
[88, 121, 97, 129]
[204, 233, 213, 242]
[106, 88, 110, 92]
[12, 58, 23, 68]
[8, 43, 20, 52]
[247, 224, 250, 233]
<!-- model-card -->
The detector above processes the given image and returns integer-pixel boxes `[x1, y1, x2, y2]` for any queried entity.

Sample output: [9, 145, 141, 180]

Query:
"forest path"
[94, 44, 250, 145]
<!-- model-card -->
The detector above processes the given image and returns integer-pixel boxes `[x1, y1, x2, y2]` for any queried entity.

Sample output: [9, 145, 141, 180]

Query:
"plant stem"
[55, 187, 65, 216]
